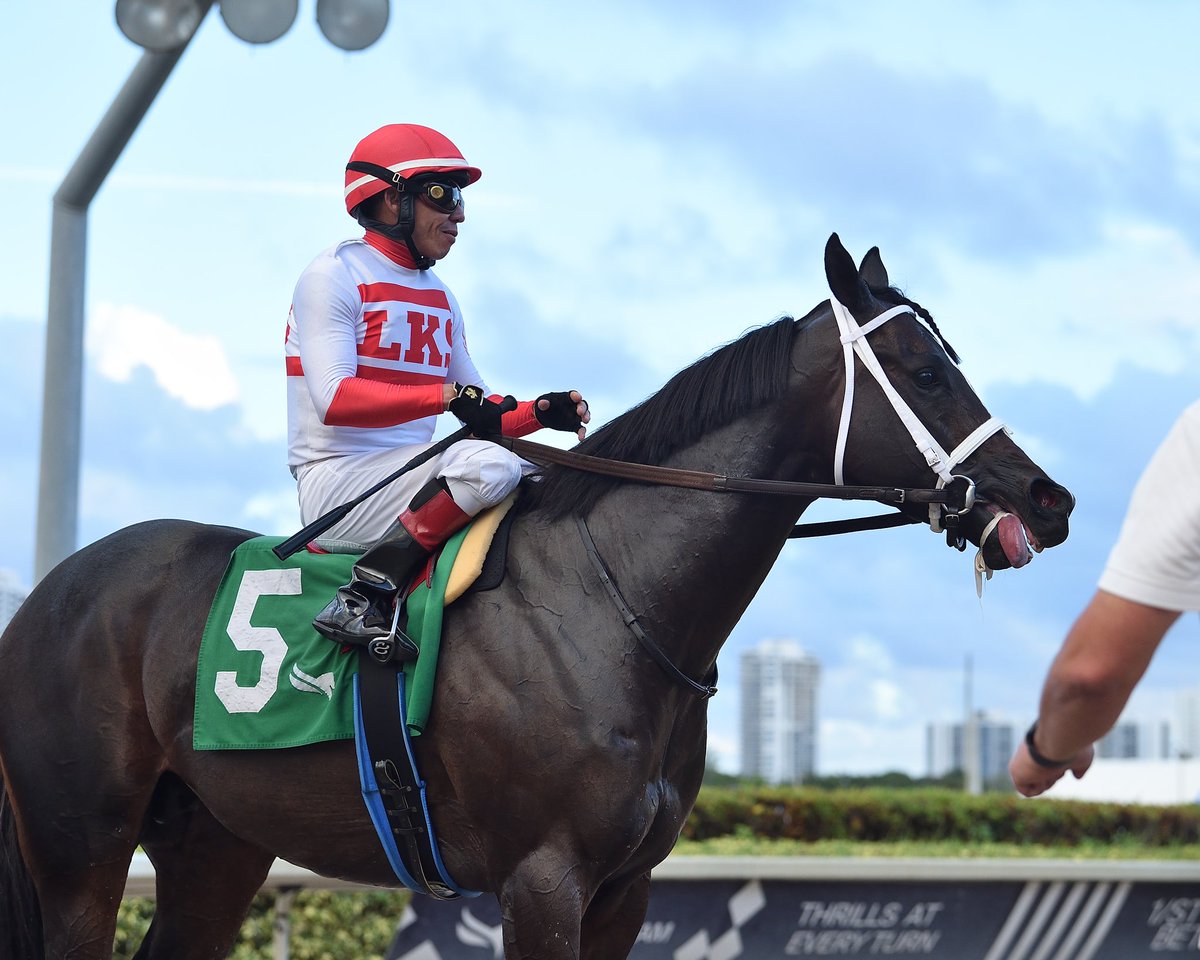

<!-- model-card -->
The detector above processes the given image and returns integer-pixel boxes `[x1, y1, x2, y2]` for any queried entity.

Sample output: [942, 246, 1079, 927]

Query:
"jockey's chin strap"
[830, 297, 1012, 590]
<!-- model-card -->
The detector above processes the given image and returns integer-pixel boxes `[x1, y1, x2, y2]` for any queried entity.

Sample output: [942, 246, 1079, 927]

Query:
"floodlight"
[220, 0, 298, 44]
[316, 0, 389, 51]
[115, 0, 206, 51]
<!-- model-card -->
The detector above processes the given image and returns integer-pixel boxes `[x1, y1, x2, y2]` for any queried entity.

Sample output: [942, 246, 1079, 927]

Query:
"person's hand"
[535, 390, 591, 440]
[448, 383, 508, 438]
[1009, 741, 1094, 797]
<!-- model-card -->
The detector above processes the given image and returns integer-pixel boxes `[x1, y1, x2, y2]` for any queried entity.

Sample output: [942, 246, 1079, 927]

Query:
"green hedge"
[683, 786, 1200, 846]
[110, 788, 1200, 956]
[114, 889, 410, 960]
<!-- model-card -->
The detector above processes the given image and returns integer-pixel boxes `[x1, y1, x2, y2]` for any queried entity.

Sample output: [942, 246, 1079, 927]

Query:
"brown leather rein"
[501, 437, 976, 537]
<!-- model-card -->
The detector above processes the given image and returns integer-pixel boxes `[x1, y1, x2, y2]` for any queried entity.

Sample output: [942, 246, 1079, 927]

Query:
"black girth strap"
[356, 650, 459, 900]
[575, 515, 717, 699]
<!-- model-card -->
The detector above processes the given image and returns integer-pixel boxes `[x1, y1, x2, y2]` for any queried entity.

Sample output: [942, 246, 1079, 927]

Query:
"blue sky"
[2, 1, 1199, 775]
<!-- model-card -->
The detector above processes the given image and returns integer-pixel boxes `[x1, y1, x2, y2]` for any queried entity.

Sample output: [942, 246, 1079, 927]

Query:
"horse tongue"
[997, 513, 1032, 569]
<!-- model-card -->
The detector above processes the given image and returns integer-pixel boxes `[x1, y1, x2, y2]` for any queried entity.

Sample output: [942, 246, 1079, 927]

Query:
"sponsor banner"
[388, 877, 1200, 959]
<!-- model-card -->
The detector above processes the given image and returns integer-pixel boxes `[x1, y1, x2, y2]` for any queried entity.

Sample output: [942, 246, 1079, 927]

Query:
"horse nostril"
[1031, 478, 1071, 514]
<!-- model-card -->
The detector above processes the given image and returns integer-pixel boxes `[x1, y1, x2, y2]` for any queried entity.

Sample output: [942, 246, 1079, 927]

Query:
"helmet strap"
[346, 160, 434, 270]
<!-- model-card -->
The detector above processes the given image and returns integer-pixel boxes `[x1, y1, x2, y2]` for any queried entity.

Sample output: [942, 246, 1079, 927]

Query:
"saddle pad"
[444, 492, 515, 603]
[193, 525, 470, 750]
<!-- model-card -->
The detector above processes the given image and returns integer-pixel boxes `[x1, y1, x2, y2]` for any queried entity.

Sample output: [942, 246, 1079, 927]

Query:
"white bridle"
[830, 296, 1010, 538]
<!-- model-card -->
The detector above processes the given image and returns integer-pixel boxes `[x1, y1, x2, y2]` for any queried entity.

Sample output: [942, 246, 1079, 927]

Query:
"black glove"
[448, 383, 508, 438]
[535, 391, 585, 433]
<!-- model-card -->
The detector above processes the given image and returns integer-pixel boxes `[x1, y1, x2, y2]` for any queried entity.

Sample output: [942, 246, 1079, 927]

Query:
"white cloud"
[931, 221, 1200, 400]
[88, 303, 239, 411]
[243, 489, 302, 538]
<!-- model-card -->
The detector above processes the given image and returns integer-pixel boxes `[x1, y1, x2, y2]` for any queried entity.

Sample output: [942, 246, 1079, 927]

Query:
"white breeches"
[296, 439, 532, 547]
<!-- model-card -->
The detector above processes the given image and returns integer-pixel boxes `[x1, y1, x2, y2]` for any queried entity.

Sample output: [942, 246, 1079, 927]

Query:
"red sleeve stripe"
[497, 397, 541, 438]
[325, 377, 445, 428]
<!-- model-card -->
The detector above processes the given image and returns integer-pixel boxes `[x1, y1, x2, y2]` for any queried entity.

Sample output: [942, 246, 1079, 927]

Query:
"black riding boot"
[311, 521, 427, 658]
[311, 478, 472, 660]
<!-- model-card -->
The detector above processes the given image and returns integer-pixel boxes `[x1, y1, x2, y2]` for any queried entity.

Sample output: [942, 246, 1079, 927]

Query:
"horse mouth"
[976, 501, 1041, 571]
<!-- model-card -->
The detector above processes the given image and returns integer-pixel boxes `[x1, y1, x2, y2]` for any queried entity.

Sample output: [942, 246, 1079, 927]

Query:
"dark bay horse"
[0, 234, 1073, 959]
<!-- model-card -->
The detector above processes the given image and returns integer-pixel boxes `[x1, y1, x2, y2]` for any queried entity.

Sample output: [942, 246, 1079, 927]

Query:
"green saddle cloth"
[193, 527, 469, 750]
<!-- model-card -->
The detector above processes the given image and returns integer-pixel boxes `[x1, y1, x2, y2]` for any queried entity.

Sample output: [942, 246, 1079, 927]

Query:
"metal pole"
[34, 4, 212, 582]
[273, 888, 299, 960]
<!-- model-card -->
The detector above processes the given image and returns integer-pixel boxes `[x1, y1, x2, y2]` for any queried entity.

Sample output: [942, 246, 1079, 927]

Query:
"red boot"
[312, 478, 471, 660]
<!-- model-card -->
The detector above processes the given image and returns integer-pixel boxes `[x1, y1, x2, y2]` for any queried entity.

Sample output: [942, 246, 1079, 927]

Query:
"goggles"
[417, 180, 463, 214]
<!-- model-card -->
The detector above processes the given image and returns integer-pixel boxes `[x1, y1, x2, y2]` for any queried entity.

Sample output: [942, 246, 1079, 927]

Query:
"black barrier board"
[388, 876, 1200, 959]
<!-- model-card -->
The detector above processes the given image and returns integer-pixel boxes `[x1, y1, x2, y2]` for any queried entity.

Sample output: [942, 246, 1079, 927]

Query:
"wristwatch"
[1024, 722, 1073, 769]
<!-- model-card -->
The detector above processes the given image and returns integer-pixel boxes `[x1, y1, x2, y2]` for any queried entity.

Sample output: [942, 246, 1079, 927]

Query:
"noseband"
[830, 297, 1007, 533]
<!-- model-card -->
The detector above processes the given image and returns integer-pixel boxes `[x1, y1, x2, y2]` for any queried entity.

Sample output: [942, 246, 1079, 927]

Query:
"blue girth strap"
[352, 654, 479, 900]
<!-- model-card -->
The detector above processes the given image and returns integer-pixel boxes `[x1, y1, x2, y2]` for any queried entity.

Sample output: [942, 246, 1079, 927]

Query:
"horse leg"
[2, 757, 147, 959]
[0, 771, 43, 960]
[135, 777, 274, 960]
[580, 874, 651, 960]
[498, 854, 588, 959]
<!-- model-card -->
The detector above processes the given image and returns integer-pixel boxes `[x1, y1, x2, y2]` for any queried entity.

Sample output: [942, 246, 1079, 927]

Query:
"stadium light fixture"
[220, 0, 299, 44]
[115, 0, 207, 51]
[316, 0, 389, 51]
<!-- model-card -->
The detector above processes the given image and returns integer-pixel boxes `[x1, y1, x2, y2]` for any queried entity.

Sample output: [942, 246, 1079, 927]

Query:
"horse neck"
[581, 403, 827, 683]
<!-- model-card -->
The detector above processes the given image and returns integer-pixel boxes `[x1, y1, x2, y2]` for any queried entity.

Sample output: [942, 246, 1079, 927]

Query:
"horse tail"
[0, 768, 44, 960]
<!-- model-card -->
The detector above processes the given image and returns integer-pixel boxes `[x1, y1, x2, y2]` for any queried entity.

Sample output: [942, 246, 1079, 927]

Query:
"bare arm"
[1009, 589, 1180, 797]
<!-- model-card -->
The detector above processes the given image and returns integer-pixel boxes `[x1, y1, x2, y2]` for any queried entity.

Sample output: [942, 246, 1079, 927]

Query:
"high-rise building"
[740, 638, 820, 784]
[0, 569, 28, 631]
[1097, 720, 1171, 759]
[1177, 688, 1200, 759]
[926, 712, 1015, 786]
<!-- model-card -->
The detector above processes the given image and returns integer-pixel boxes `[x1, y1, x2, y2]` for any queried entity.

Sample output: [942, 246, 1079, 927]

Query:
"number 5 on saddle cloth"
[193, 494, 518, 898]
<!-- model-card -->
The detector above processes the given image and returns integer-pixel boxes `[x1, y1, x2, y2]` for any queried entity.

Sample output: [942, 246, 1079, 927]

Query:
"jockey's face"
[409, 188, 464, 262]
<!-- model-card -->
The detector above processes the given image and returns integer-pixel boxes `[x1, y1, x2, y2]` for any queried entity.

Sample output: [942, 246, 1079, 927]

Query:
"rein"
[500, 438, 976, 515]
[575, 515, 718, 699]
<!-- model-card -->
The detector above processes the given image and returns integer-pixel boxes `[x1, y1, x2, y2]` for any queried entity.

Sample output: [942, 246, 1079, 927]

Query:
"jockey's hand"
[536, 390, 591, 440]
[448, 383, 507, 439]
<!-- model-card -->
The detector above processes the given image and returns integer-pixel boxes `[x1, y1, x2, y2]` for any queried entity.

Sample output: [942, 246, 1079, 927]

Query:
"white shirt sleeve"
[1098, 400, 1200, 612]
[291, 253, 362, 420]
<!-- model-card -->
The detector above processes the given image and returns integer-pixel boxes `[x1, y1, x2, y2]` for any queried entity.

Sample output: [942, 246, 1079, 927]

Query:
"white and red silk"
[285, 231, 537, 474]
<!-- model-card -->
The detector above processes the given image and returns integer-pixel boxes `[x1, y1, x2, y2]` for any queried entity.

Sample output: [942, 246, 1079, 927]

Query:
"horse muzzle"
[962, 476, 1074, 571]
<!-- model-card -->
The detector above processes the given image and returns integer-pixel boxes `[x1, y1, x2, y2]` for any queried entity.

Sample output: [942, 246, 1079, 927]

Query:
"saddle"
[314, 491, 517, 604]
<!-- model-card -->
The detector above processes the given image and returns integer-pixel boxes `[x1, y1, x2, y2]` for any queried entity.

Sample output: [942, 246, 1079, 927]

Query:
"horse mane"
[517, 314, 801, 520]
[517, 282, 955, 521]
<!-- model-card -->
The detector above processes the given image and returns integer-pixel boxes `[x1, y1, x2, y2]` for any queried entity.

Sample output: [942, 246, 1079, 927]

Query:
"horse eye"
[914, 368, 938, 388]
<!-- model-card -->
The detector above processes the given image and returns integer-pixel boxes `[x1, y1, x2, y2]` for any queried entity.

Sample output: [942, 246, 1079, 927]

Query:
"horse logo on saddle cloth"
[192, 494, 516, 900]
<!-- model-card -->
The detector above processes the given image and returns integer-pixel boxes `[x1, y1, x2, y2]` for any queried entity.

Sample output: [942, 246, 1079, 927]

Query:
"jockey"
[286, 123, 590, 658]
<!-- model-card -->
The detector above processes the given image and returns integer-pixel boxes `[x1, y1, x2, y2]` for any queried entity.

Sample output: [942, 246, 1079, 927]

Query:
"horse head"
[819, 232, 1074, 571]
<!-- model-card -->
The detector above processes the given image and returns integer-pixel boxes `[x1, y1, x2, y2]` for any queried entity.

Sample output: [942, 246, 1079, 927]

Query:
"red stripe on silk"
[357, 282, 451, 311]
[355, 366, 444, 385]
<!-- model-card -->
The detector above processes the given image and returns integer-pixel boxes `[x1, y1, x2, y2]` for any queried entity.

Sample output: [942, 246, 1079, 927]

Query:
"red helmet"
[343, 124, 482, 216]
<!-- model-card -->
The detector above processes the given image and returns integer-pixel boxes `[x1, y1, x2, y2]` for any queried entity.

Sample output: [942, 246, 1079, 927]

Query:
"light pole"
[34, 0, 389, 582]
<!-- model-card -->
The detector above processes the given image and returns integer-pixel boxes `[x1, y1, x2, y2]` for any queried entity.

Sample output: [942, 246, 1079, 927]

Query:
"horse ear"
[858, 246, 889, 290]
[824, 233, 871, 311]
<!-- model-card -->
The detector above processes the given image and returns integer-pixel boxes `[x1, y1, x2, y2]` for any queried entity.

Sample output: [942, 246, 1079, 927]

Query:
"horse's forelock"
[868, 283, 960, 364]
